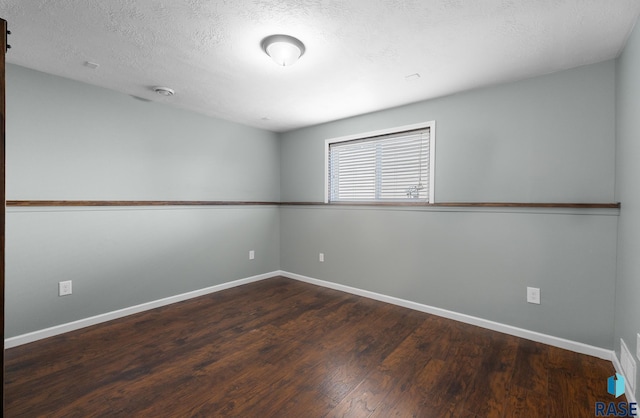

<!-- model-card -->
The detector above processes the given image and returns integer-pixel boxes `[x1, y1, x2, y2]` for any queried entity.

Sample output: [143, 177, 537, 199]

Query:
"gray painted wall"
[280, 61, 619, 349]
[6, 206, 280, 336]
[615, 19, 640, 401]
[6, 65, 280, 201]
[281, 61, 616, 204]
[281, 206, 617, 348]
[4, 57, 624, 355]
[5, 65, 281, 337]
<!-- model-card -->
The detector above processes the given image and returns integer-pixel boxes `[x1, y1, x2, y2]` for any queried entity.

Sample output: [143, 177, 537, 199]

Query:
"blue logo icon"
[596, 374, 636, 416]
[607, 373, 625, 398]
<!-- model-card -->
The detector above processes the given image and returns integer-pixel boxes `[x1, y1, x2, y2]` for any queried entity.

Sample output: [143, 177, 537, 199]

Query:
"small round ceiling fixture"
[261, 34, 305, 67]
[153, 86, 175, 96]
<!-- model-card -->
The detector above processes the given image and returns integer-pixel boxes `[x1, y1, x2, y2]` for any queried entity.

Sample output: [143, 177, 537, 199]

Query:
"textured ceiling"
[1, 0, 640, 132]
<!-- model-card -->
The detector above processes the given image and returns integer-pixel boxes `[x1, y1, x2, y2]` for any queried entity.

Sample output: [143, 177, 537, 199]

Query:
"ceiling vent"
[153, 86, 175, 97]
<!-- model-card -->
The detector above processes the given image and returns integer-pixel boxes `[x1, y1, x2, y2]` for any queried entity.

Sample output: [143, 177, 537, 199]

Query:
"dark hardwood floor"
[4, 277, 624, 417]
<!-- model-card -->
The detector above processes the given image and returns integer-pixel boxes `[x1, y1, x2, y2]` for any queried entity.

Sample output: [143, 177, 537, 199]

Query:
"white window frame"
[324, 121, 436, 204]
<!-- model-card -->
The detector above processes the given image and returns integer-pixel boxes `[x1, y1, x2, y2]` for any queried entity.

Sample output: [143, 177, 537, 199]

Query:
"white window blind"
[328, 127, 432, 202]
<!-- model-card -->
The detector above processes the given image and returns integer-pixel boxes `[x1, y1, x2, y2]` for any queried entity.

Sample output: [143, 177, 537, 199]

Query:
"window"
[325, 121, 435, 203]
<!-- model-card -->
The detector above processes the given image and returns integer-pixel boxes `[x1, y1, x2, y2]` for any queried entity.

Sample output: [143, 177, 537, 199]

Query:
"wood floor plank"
[231, 299, 422, 416]
[5, 277, 304, 388]
[547, 345, 620, 417]
[502, 386, 549, 418]
[510, 338, 549, 395]
[4, 277, 620, 417]
[327, 370, 397, 417]
[328, 314, 459, 416]
[459, 333, 519, 417]
[369, 323, 487, 417]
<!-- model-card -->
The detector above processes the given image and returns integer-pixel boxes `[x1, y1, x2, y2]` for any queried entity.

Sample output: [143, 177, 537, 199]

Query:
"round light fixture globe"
[261, 34, 305, 66]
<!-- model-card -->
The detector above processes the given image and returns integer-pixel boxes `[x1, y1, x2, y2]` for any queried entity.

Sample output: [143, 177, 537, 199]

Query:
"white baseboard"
[613, 348, 639, 404]
[280, 271, 614, 361]
[4, 271, 279, 349]
[5, 269, 615, 366]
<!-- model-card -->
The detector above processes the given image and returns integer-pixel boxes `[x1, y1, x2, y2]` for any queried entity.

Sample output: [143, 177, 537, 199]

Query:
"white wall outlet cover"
[637, 333, 640, 361]
[249, 250, 255, 260]
[527, 287, 540, 304]
[319, 253, 324, 262]
[59, 280, 72, 296]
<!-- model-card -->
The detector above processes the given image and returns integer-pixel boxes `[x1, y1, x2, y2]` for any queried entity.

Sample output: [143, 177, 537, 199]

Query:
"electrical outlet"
[59, 280, 72, 296]
[526, 287, 540, 304]
[249, 250, 255, 260]
[637, 333, 640, 361]
[319, 253, 324, 262]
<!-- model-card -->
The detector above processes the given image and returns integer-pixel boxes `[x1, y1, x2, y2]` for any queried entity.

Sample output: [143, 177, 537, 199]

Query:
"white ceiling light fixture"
[261, 34, 305, 67]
